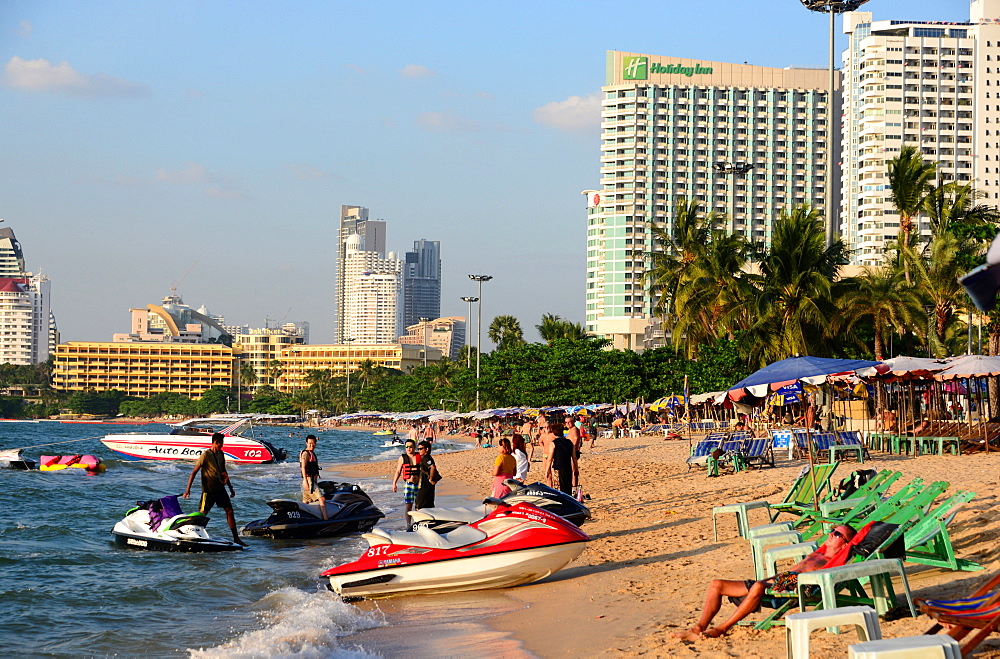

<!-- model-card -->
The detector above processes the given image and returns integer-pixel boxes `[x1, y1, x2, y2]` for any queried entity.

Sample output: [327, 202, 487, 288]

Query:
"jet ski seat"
[409, 504, 488, 525]
[364, 524, 488, 550]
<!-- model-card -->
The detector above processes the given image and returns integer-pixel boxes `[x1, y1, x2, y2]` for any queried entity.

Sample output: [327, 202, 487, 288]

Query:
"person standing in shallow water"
[414, 440, 440, 510]
[391, 439, 419, 530]
[299, 434, 327, 520]
[182, 432, 247, 546]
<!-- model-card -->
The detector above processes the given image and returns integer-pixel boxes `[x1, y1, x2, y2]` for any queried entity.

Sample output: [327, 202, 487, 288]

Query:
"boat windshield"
[169, 417, 252, 437]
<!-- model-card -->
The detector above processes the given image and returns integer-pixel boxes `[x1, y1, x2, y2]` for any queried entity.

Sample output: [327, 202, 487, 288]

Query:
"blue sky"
[0, 0, 970, 345]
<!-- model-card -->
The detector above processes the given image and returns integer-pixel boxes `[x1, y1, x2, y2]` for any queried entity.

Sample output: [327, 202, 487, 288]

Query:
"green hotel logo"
[622, 56, 714, 79]
[622, 56, 648, 80]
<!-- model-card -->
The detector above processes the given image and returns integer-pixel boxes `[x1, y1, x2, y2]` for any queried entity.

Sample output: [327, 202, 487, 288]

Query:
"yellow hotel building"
[53, 342, 237, 397]
[277, 343, 439, 392]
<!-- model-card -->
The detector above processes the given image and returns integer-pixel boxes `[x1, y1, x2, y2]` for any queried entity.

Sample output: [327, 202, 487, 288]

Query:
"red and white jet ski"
[321, 502, 589, 600]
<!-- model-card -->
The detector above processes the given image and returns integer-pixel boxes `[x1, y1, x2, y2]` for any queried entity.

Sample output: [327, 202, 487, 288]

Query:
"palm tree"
[669, 230, 755, 356]
[488, 315, 526, 351]
[887, 146, 936, 282]
[836, 266, 923, 361]
[644, 198, 712, 318]
[902, 230, 974, 357]
[536, 314, 589, 342]
[355, 359, 379, 392]
[427, 357, 458, 389]
[267, 359, 284, 387]
[239, 360, 258, 392]
[741, 204, 847, 366]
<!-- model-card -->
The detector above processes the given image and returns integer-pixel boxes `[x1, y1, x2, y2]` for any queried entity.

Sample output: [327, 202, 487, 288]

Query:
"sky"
[0, 0, 973, 346]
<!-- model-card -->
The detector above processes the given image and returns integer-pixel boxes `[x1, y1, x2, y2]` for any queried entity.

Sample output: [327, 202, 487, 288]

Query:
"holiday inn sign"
[622, 55, 713, 80]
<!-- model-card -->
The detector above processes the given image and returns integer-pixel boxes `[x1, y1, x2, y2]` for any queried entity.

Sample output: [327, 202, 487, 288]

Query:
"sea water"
[0, 422, 476, 657]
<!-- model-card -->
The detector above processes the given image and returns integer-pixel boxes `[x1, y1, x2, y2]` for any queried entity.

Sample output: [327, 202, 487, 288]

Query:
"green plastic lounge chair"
[798, 477, 930, 541]
[769, 462, 841, 521]
[904, 490, 981, 572]
[790, 470, 902, 532]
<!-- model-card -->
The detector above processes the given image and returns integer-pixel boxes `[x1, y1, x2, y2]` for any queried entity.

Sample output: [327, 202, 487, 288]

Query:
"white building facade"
[0, 226, 57, 365]
[586, 52, 835, 350]
[341, 234, 402, 344]
[841, 0, 1000, 264]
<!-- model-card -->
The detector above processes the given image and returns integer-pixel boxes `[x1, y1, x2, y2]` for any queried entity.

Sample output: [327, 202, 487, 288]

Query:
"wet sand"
[341, 434, 1000, 657]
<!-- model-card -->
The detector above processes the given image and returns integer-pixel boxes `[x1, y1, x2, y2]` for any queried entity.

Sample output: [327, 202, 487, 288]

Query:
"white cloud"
[416, 111, 480, 133]
[400, 64, 435, 79]
[532, 93, 602, 134]
[18, 21, 32, 38]
[345, 64, 367, 75]
[4, 56, 150, 97]
[155, 162, 210, 185]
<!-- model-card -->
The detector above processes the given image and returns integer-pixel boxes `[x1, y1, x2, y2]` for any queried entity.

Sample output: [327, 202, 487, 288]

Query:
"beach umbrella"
[934, 355, 1000, 380]
[728, 355, 882, 396]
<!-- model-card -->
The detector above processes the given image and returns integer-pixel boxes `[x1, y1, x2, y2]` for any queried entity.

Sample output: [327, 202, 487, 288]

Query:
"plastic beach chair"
[903, 490, 981, 572]
[917, 571, 1000, 656]
[769, 462, 841, 521]
[742, 437, 775, 469]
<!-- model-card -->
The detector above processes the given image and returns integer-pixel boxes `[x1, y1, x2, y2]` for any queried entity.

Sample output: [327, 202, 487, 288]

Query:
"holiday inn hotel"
[585, 51, 837, 350]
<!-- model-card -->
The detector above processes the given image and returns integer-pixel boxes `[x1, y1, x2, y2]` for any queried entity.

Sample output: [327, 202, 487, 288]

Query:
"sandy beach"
[342, 434, 1000, 657]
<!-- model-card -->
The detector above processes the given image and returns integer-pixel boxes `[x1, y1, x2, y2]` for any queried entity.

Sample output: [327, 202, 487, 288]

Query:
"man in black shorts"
[542, 417, 578, 495]
[182, 432, 247, 547]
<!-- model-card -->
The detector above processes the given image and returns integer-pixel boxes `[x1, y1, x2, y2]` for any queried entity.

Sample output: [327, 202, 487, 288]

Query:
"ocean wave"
[188, 586, 382, 658]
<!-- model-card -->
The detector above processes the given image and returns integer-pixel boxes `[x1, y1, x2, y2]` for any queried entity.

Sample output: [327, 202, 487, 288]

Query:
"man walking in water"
[182, 433, 247, 547]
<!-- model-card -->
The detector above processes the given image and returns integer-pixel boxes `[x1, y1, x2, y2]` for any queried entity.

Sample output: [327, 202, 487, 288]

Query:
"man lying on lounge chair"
[671, 524, 857, 641]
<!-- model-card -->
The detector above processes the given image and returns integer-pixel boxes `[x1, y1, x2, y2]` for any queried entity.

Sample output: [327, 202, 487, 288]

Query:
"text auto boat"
[101, 417, 287, 464]
[321, 502, 589, 600]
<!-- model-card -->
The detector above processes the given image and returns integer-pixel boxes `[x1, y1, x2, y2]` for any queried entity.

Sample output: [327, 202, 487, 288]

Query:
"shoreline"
[333, 435, 1000, 657]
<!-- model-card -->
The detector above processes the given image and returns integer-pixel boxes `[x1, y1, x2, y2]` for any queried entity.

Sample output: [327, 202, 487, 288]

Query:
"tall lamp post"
[460, 296, 479, 368]
[800, 0, 870, 247]
[420, 317, 429, 367]
[713, 161, 754, 230]
[467, 274, 492, 411]
[344, 337, 354, 409]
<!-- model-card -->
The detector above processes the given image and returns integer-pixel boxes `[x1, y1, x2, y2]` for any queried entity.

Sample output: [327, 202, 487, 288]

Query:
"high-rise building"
[586, 51, 836, 350]
[840, 0, 1000, 264]
[335, 205, 386, 342]
[113, 294, 232, 344]
[0, 226, 57, 364]
[401, 239, 442, 334]
[341, 234, 401, 344]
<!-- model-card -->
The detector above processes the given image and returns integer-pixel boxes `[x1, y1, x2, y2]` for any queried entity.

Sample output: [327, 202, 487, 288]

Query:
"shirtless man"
[671, 524, 856, 641]
[537, 416, 556, 466]
[565, 418, 583, 459]
[520, 418, 537, 460]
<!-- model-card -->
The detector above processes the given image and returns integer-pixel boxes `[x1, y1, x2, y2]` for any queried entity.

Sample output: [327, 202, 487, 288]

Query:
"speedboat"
[0, 448, 35, 470]
[321, 502, 589, 600]
[112, 495, 244, 552]
[408, 480, 591, 533]
[39, 454, 105, 473]
[241, 481, 385, 539]
[101, 417, 287, 464]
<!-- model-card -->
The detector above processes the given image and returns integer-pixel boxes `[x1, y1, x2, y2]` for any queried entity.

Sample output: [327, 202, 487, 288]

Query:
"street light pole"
[468, 275, 492, 411]
[420, 317, 429, 368]
[460, 296, 478, 369]
[800, 0, 871, 247]
[344, 337, 354, 409]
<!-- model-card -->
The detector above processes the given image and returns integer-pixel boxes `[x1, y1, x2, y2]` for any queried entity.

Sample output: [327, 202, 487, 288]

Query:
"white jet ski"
[112, 495, 244, 552]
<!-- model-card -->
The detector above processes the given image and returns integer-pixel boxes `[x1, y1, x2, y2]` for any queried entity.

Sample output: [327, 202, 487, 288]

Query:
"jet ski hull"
[322, 503, 589, 599]
[241, 482, 385, 539]
[326, 541, 586, 599]
[112, 529, 244, 552]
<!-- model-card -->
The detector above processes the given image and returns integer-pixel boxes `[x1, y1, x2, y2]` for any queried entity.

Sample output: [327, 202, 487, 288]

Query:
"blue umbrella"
[729, 355, 882, 392]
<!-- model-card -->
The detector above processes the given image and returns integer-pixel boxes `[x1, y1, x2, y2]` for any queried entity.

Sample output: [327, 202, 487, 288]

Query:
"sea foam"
[188, 586, 382, 658]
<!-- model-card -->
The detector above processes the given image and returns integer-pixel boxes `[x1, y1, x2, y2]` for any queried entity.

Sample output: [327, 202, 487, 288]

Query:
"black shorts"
[200, 486, 231, 513]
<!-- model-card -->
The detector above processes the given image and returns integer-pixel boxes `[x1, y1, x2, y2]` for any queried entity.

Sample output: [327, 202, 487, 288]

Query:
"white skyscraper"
[341, 234, 402, 344]
[840, 0, 1000, 264]
[335, 205, 387, 342]
[0, 226, 57, 365]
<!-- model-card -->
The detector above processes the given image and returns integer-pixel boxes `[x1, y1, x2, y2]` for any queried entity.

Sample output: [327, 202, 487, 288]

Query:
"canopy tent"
[935, 355, 1000, 380]
[727, 355, 882, 399]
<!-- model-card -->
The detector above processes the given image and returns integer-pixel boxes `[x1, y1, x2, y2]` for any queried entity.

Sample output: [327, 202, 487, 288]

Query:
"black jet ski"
[112, 495, 244, 552]
[241, 481, 385, 539]
[0, 448, 36, 470]
[408, 479, 591, 533]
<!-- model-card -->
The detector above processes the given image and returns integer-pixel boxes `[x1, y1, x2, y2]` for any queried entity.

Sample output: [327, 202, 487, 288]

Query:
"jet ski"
[240, 481, 385, 539]
[321, 502, 589, 600]
[0, 448, 36, 470]
[112, 495, 244, 552]
[381, 437, 405, 447]
[408, 480, 591, 533]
